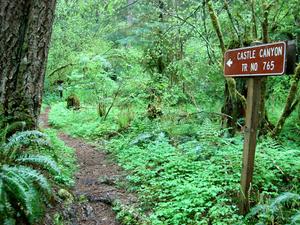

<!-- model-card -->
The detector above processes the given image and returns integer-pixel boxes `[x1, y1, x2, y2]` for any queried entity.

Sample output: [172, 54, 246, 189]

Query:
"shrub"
[116, 108, 135, 131]
[66, 94, 80, 110]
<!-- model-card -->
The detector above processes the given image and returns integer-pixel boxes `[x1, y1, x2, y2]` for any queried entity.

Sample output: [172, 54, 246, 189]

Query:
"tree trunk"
[0, 0, 56, 129]
[295, 9, 300, 54]
[206, 0, 246, 136]
[294, 3, 300, 122]
[127, 0, 134, 26]
[271, 65, 300, 137]
[224, 0, 242, 46]
[258, 1, 273, 135]
[250, 0, 258, 40]
[157, 0, 165, 74]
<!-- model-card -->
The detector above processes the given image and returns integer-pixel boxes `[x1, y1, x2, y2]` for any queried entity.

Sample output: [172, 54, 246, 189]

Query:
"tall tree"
[0, 0, 56, 129]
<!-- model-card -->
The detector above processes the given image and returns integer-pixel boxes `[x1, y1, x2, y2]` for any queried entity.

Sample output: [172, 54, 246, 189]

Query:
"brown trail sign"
[223, 41, 287, 215]
[224, 42, 286, 77]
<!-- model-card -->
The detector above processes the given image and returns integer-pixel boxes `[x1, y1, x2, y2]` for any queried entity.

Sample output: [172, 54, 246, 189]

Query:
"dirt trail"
[40, 108, 136, 225]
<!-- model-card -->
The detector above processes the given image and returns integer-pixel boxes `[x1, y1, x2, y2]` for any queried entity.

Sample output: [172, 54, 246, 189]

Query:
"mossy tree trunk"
[271, 65, 300, 137]
[0, 0, 56, 129]
[250, 0, 258, 40]
[206, 0, 246, 136]
[258, 1, 274, 135]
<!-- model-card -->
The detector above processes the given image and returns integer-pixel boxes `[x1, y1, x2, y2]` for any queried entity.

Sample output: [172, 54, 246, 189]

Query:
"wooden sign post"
[240, 77, 262, 214]
[224, 41, 287, 215]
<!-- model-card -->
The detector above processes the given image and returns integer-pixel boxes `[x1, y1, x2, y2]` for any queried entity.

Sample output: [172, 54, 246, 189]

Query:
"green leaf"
[16, 154, 60, 175]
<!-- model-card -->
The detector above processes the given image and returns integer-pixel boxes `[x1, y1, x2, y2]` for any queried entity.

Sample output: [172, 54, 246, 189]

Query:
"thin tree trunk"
[202, 1, 212, 64]
[126, 0, 134, 48]
[127, 0, 134, 26]
[294, 2, 300, 122]
[261, 2, 270, 43]
[173, 0, 183, 61]
[271, 65, 300, 137]
[224, 0, 242, 46]
[206, 0, 225, 54]
[206, 0, 246, 135]
[250, 0, 258, 40]
[259, 1, 273, 135]
[0, 0, 57, 129]
[157, 0, 165, 74]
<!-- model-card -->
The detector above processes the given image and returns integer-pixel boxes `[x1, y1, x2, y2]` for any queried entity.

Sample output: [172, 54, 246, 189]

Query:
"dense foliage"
[43, 0, 300, 224]
[1, 0, 300, 224]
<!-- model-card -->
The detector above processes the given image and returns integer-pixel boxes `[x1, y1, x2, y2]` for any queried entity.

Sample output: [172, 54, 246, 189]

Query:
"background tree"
[46, 0, 299, 137]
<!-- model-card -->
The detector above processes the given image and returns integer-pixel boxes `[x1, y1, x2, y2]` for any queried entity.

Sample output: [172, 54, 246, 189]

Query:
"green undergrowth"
[108, 128, 300, 224]
[42, 104, 78, 185]
[43, 129, 77, 187]
[49, 102, 300, 225]
[41, 128, 77, 224]
[3, 125, 77, 187]
[49, 102, 119, 139]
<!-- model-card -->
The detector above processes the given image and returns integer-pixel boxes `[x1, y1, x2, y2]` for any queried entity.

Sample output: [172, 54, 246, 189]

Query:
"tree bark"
[0, 0, 56, 129]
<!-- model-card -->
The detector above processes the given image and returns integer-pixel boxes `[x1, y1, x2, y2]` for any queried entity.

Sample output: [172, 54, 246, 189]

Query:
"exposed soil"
[40, 108, 137, 225]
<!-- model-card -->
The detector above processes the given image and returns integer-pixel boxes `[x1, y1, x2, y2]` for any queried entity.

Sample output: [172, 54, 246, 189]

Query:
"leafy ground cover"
[43, 129, 77, 187]
[49, 101, 300, 225]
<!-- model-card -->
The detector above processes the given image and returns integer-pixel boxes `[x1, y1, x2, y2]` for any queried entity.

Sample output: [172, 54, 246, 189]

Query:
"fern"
[0, 130, 61, 224]
[5, 166, 52, 197]
[290, 211, 300, 225]
[270, 192, 300, 213]
[5, 130, 51, 150]
[2, 172, 43, 224]
[247, 192, 300, 224]
[16, 154, 60, 175]
[1, 173, 32, 213]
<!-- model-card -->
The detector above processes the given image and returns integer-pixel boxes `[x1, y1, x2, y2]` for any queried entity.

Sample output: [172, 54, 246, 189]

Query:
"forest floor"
[40, 108, 137, 225]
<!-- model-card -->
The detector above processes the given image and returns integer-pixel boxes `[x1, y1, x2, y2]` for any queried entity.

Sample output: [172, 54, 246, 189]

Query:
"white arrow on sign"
[226, 58, 233, 67]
